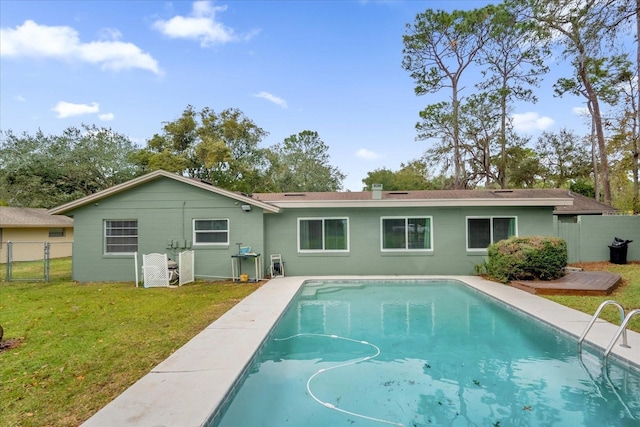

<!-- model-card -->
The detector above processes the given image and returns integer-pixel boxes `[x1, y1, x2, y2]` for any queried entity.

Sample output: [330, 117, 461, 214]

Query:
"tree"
[535, 129, 592, 188]
[458, 92, 502, 187]
[402, 6, 495, 189]
[0, 125, 141, 208]
[478, 2, 549, 187]
[524, 0, 631, 205]
[265, 131, 345, 192]
[362, 160, 434, 191]
[503, 143, 544, 188]
[133, 106, 270, 193]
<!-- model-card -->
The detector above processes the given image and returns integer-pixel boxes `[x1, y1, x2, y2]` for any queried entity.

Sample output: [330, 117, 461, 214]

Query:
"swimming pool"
[213, 279, 640, 427]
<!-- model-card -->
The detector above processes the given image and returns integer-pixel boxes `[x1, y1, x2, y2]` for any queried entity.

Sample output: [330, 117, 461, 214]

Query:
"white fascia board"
[268, 198, 574, 209]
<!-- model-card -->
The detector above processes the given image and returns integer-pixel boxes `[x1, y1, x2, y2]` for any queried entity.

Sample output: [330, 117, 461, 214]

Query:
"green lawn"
[543, 261, 640, 332]
[1, 259, 638, 427]
[0, 258, 260, 427]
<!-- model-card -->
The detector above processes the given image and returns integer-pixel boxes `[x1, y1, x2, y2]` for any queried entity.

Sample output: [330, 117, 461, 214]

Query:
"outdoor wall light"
[241, 204, 251, 212]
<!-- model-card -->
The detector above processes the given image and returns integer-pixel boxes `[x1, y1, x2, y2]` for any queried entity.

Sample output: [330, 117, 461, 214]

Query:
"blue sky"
[0, 0, 597, 191]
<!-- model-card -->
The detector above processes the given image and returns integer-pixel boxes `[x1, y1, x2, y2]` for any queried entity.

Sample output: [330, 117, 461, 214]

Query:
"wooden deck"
[510, 271, 622, 296]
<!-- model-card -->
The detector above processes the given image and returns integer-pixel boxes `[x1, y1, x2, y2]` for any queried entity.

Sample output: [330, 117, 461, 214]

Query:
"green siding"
[264, 206, 554, 276]
[69, 178, 265, 282]
[571, 216, 639, 262]
[68, 176, 567, 281]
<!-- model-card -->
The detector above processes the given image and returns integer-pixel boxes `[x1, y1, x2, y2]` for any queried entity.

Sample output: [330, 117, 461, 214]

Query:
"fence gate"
[179, 250, 195, 286]
[558, 222, 581, 264]
[3, 241, 50, 282]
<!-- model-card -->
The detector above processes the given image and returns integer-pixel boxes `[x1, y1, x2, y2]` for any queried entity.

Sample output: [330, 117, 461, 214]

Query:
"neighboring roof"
[0, 207, 73, 228]
[554, 192, 617, 215]
[252, 188, 574, 208]
[48, 170, 280, 215]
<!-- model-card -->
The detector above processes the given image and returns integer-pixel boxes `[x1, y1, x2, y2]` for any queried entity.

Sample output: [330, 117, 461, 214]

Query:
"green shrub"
[483, 236, 567, 283]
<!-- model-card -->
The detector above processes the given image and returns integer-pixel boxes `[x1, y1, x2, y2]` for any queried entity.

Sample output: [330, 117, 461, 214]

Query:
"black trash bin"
[609, 237, 633, 265]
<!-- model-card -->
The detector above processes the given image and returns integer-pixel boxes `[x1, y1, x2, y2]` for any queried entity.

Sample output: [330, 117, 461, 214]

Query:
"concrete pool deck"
[81, 276, 640, 427]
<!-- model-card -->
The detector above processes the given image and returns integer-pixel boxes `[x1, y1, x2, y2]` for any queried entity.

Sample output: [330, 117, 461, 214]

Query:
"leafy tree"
[478, 2, 549, 187]
[523, 0, 631, 205]
[535, 129, 592, 188]
[362, 160, 434, 191]
[0, 125, 141, 208]
[133, 106, 269, 193]
[503, 143, 544, 188]
[458, 92, 502, 187]
[402, 6, 495, 189]
[265, 131, 345, 192]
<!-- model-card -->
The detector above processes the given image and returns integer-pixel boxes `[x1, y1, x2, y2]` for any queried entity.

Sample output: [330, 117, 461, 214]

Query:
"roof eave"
[267, 198, 574, 208]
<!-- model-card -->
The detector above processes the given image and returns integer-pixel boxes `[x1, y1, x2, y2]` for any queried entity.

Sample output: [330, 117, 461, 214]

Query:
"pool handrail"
[604, 308, 640, 364]
[578, 300, 627, 354]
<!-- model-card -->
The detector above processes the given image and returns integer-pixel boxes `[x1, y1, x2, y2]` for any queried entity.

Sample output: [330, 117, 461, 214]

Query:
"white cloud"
[254, 91, 287, 109]
[355, 148, 380, 160]
[153, 1, 257, 46]
[97, 27, 123, 41]
[572, 106, 590, 116]
[511, 112, 554, 132]
[0, 20, 161, 74]
[98, 113, 115, 121]
[14, 95, 26, 102]
[52, 101, 99, 118]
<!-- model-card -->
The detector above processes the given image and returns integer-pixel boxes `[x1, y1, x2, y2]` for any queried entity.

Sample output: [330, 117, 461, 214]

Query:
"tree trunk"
[635, 0, 640, 213]
[452, 81, 463, 190]
[580, 58, 612, 205]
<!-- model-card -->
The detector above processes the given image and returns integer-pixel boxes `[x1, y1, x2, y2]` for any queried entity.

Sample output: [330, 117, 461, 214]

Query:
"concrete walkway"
[81, 276, 640, 427]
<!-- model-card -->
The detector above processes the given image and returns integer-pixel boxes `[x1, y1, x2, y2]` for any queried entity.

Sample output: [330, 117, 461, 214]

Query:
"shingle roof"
[47, 169, 615, 214]
[251, 188, 576, 208]
[554, 192, 617, 215]
[0, 207, 74, 228]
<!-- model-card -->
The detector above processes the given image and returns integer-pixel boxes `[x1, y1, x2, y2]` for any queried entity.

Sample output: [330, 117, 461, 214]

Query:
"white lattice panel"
[179, 250, 195, 286]
[142, 253, 169, 287]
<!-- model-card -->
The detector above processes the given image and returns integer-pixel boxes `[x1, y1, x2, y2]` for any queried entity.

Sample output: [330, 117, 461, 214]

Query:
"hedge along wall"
[556, 216, 640, 263]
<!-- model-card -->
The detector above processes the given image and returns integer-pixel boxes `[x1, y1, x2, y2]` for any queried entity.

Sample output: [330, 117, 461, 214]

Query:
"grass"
[543, 261, 640, 333]
[1, 258, 639, 427]
[0, 258, 261, 427]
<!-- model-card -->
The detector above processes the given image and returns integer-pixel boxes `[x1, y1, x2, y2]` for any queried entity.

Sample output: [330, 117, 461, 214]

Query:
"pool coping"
[80, 276, 640, 427]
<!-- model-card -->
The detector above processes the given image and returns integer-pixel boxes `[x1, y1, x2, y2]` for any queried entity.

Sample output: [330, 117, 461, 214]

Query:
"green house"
[49, 170, 574, 282]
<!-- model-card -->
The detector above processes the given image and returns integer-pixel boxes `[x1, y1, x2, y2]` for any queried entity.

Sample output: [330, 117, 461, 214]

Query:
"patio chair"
[270, 254, 285, 278]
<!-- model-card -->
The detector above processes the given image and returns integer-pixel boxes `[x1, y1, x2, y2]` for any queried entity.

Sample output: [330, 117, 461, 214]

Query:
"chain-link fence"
[1, 241, 73, 282]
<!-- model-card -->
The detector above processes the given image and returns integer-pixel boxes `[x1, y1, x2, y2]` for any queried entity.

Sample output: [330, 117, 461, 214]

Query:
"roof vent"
[492, 189, 513, 193]
[284, 193, 306, 197]
[372, 184, 383, 200]
[389, 191, 409, 195]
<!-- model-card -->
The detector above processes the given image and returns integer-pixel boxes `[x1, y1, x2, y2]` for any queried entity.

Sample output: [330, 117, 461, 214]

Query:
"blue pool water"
[213, 280, 640, 427]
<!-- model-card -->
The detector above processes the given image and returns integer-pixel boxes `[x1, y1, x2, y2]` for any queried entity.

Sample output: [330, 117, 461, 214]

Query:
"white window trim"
[297, 217, 350, 253]
[192, 218, 230, 246]
[466, 216, 518, 251]
[380, 216, 433, 252]
[104, 219, 138, 255]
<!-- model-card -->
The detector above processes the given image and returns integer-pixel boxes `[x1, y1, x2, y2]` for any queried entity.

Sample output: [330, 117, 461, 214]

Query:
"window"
[193, 219, 229, 245]
[298, 218, 349, 252]
[105, 220, 138, 254]
[381, 217, 432, 251]
[467, 217, 516, 250]
[48, 228, 65, 238]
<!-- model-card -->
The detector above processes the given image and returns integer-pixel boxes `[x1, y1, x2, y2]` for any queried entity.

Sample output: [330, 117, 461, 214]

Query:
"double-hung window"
[467, 216, 517, 250]
[193, 219, 229, 245]
[298, 217, 349, 252]
[381, 217, 432, 251]
[105, 220, 138, 254]
[48, 228, 66, 238]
